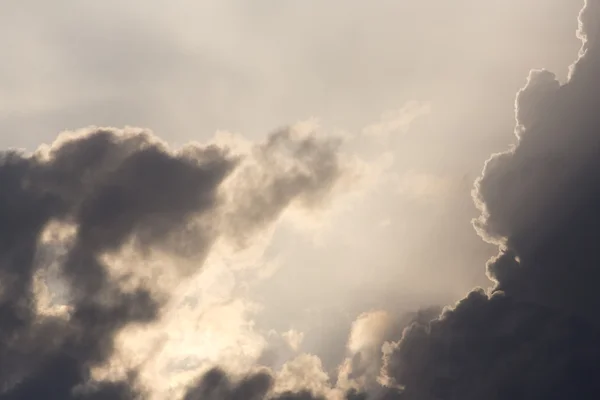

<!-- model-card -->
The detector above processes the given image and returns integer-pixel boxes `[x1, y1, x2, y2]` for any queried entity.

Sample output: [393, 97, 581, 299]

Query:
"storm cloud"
[381, 1, 600, 399]
[0, 126, 348, 399]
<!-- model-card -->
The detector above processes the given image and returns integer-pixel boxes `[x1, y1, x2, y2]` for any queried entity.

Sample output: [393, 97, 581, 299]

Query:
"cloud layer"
[2, 2, 598, 399]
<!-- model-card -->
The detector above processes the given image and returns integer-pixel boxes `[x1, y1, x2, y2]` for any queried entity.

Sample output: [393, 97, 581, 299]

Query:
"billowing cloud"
[181, 367, 328, 400]
[381, 1, 600, 398]
[134, 304, 438, 400]
[2, 2, 595, 400]
[222, 128, 346, 246]
[0, 128, 233, 399]
[0, 125, 350, 399]
[337, 309, 439, 396]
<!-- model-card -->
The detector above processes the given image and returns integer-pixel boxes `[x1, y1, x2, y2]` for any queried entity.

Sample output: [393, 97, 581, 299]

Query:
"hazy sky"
[1, 1, 580, 146]
[0, 1, 593, 399]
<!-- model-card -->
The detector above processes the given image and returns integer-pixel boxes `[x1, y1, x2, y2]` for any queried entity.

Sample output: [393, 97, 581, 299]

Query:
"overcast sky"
[0, 1, 591, 399]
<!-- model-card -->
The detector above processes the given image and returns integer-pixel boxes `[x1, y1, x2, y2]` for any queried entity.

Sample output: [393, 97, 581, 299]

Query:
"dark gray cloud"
[336, 308, 440, 395]
[379, 1, 600, 399]
[383, 291, 600, 399]
[0, 128, 235, 399]
[0, 126, 347, 399]
[182, 367, 331, 400]
[224, 128, 344, 246]
[473, 0, 600, 320]
[182, 368, 274, 400]
[181, 366, 399, 400]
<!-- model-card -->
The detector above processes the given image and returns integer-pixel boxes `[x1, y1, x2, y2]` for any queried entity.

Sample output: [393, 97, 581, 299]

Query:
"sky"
[0, 1, 597, 399]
